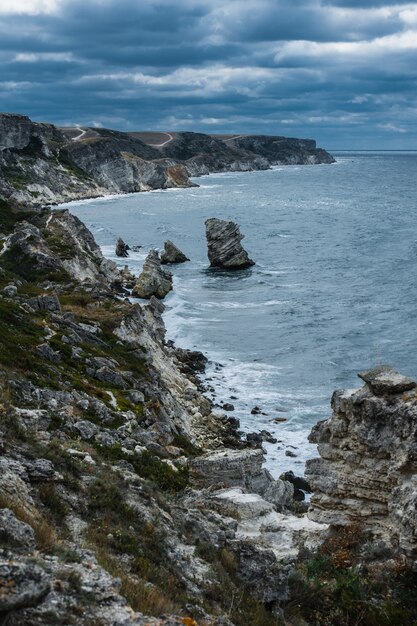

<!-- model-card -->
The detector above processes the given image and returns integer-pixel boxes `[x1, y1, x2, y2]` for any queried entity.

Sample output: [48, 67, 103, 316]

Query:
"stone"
[27, 294, 61, 313]
[205, 218, 255, 269]
[73, 420, 99, 441]
[132, 250, 173, 299]
[358, 366, 417, 396]
[125, 389, 145, 404]
[190, 448, 293, 510]
[160, 240, 189, 264]
[280, 471, 311, 501]
[222, 403, 235, 412]
[115, 237, 129, 257]
[0, 509, 36, 552]
[306, 368, 417, 565]
[24, 459, 56, 482]
[2, 284, 17, 297]
[0, 560, 50, 612]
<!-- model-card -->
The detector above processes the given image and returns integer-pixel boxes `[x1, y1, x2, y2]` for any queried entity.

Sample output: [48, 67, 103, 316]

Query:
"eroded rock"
[132, 250, 173, 299]
[306, 367, 417, 566]
[0, 509, 36, 552]
[160, 240, 189, 264]
[115, 237, 129, 257]
[205, 218, 255, 269]
[0, 560, 50, 612]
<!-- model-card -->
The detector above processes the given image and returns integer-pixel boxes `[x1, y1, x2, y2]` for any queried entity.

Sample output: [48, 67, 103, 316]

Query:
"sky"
[0, 0, 416, 148]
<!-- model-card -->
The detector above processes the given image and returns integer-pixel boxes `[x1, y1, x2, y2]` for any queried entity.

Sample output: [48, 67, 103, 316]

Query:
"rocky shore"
[0, 113, 335, 208]
[1, 118, 416, 625]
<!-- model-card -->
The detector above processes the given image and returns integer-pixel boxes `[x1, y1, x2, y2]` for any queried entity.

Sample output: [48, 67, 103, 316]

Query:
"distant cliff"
[0, 113, 335, 207]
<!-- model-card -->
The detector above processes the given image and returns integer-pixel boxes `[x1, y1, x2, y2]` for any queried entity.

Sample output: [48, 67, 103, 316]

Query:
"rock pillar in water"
[115, 237, 129, 258]
[205, 218, 255, 269]
[131, 250, 173, 299]
[160, 240, 189, 264]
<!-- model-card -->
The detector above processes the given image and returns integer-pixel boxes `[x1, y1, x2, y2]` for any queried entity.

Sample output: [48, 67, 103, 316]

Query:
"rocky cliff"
[306, 367, 417, 568]
[0, 201, 330, 625]
[0, 113, 335, 208]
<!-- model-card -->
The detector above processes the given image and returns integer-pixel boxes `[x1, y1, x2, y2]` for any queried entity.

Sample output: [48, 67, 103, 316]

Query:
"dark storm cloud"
[0, 0, 416, 147]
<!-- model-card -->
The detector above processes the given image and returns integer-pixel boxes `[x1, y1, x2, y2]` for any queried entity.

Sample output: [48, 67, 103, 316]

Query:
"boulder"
[190, 448, 293, 510]
[160, 240, 189, 264]
[0, 509, 36, 552]
[131, 250, 173, 299]
[115, 237, 129, 257]
[205, 218, 254, 269]
[0, 560, 50, 612]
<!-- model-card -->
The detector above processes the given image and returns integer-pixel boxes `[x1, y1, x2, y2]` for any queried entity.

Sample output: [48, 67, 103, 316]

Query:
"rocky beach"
[0, 113, 416, 626]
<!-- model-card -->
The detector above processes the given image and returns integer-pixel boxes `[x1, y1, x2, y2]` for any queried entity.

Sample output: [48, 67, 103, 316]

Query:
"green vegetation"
[85, 471, 186, 615]
[0, 297, 45, 370]
[0, 199, 36, 234]
[286, 525, 417, 626]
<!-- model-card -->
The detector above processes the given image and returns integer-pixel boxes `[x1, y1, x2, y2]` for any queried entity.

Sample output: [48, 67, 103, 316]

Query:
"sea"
[64, 151, 417, 478]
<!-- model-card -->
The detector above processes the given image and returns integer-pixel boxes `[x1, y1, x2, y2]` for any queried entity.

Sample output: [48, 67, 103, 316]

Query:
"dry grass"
[0, 493, 58, 551]
[94, 547, 177, 616]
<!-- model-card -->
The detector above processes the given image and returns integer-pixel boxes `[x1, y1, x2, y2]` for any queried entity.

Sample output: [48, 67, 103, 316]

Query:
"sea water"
[65, 152, 417, 477]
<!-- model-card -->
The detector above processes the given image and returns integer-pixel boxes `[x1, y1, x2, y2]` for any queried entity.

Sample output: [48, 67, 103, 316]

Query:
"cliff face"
[0, 203, 327, 625]
[0, 114, 193, 207]
[306, 367, 417, 567]
[0, 113, 335, 208]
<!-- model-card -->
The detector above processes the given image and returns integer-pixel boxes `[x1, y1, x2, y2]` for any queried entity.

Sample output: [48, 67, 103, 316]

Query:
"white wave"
[199, 299, 288, 310]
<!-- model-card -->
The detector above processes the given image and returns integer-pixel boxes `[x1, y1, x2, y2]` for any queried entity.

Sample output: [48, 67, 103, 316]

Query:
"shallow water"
[66, 152, 417, 477]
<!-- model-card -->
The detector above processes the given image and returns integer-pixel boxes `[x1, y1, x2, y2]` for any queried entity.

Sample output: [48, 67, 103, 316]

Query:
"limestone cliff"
[0, 113, 335, 209]
[306, 366, 417, 568]
[0, 202, 327, 626]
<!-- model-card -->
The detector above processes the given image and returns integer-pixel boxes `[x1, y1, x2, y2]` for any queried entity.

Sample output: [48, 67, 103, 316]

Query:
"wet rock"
[246, 430, 277, 446]
[280, 471, 311, 501]
[160, 240, 189, 264]
[222, 403, 235, 412]
[0, 559, 50, 612]
[205, 218, 255, 269]
[251, 406, 261, 415]
[132, 250, 173, 299]
[285, 449, 297, 458]
[0, 509, 36, 552]
[115, 237, 129, 257]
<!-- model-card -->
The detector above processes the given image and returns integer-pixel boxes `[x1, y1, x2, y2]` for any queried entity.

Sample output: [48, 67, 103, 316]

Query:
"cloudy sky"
[0, 0, 416, 148]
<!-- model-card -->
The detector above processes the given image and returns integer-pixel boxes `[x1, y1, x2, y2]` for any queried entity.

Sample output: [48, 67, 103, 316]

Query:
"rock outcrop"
[160, 240, 189, 264]
[205, 218, 255, 269]
[306, 366, 417, 567]
[131, 250, 173, 299]
[115, 237, 129, 257]
[0, 113, 335, 209]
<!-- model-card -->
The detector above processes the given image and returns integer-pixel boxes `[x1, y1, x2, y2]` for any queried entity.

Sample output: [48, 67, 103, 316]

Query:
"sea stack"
[160, 240, 189, 264]
[131, 250, 173, 299]
[205, 218, 255, 269]
[115, 237, 129, 257]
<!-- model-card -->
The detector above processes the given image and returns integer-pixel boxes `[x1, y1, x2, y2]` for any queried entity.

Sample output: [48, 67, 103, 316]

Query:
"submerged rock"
[115, 237, 129, 257]
[205, 218, 255, 269]
[131, 250, 173, 299]
[160, 240, 189, 264]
